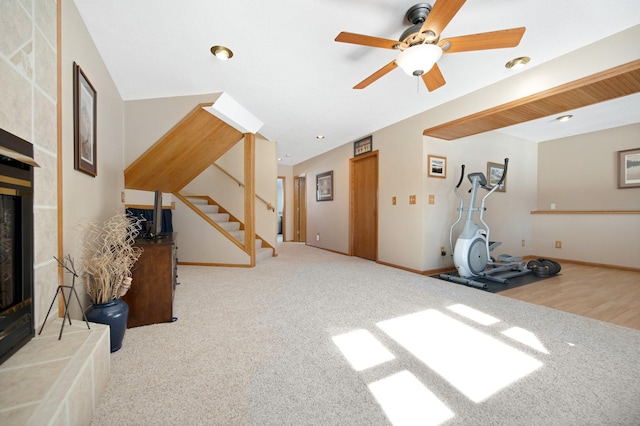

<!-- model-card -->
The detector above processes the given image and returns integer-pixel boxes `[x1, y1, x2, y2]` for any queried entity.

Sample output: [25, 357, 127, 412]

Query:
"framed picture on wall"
[354, 136, 373, 157]
[73, 62, 97, 177]
[617, 148, 640, 188]
[316, 170, 333, 201]
[487, 162, 506, 192]
[427, 155, 446, 178]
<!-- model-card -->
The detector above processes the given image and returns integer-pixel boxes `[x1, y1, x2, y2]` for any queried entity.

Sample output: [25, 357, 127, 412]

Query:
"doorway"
[350, 151, 378, 260]
[293, 175, 306, 242]
[277, 176, 286, 242]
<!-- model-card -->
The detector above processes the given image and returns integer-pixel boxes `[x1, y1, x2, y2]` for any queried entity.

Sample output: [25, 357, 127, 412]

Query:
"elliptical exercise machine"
[439, 158, 532, 289]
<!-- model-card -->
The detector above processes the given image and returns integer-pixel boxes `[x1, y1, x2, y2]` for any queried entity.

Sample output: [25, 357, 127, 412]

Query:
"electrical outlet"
[429, 195, 435, 205]
[392, 196, 396, 205]
[316, 233, 320, 241]
[522, 239, 525, 247]
[409, 195, 416, 205]
[555, 240, 562, 248]
[440, 246, 446, 256]
[121, 191, 125, 202]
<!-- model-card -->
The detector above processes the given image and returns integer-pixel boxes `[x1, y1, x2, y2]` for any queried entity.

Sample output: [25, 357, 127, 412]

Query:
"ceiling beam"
[423, 59, 640, 140]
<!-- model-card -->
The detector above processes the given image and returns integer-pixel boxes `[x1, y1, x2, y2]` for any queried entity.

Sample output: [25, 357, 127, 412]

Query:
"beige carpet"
[92, 243, 640, 425]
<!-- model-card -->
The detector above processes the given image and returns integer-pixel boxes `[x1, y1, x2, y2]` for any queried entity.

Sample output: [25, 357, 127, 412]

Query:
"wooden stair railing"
[212, 163, 275, 212]
[174, 193, 275, 258]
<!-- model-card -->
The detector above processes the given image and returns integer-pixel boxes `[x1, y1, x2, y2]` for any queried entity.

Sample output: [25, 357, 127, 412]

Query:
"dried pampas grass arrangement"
[79, 212, 144, 304]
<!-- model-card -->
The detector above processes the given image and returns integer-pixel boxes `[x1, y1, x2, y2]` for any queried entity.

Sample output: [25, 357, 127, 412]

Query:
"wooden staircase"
[124, 102, 273, 266]
[182, 196, 274, 263]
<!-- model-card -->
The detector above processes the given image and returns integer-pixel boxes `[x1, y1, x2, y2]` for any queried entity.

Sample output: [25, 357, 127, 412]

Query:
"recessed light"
[555, 114, 573, 122]
[505, 56, 530, 70]
[278, 158, 283, 161]
[285, 154, 291, 157]
[210, 45, 233, 60]
[316, 135, 325, 140]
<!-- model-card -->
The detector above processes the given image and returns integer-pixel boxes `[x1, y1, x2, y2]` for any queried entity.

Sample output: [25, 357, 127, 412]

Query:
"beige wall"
[532, 123, 640, 267]
[537, 124, 640, 210]
[294, 142, 353, 254]
[61, 0, 126, 312]
[1, 0, 58, 327]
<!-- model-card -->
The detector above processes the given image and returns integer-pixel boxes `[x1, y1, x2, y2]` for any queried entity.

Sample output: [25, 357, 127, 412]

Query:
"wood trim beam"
[423, 60, 640, 140]
[244, 133, 256, 266]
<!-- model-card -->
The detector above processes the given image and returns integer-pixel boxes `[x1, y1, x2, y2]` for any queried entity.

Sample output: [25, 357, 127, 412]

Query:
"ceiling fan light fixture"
[396, 43, 442, 76]
[505, 56, 530, 70]
[211, 45, 233, 60]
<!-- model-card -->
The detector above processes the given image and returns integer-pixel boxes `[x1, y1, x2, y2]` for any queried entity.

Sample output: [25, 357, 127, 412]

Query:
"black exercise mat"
[433, 270, 557, 293]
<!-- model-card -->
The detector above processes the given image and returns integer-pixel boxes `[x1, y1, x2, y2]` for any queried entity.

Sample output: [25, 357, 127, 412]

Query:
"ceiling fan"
[335, 0, 526, 91]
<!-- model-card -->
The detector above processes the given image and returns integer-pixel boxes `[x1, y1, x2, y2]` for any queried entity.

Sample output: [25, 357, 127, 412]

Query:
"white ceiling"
[73, 0, 640, 166]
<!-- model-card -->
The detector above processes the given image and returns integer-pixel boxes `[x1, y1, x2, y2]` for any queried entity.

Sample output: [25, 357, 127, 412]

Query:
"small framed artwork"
[354, 136, 372, 157]
[316, 170, 333, 201]
[427, 155, 446, 178]
[617, 148, 640, 189]
[487, 162, 506, 192]
[73, 62, 97, 177]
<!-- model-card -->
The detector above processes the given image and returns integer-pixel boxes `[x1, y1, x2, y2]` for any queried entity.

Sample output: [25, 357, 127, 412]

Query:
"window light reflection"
[332, 329, 395, 371]
[377, 309, 543, 403]
[369, 370, 455, 426]
[447, 304, 500, 326]
[501, 327, 550, 354]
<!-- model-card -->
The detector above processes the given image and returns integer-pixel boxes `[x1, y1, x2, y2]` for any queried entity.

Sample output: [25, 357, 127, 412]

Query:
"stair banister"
[212, 163, 275, 212]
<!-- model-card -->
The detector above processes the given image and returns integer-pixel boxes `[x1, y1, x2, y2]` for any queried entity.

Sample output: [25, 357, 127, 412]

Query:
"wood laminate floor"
[499, 262, 640, 330]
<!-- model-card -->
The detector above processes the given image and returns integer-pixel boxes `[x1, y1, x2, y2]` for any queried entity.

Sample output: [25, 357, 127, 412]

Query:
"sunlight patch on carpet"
[368, 370, 455, 426]
[332, 329, 395, 371]
[447, 304, 501, 326]
[377, 309, 543, 403]
[501, 327, 550, 354]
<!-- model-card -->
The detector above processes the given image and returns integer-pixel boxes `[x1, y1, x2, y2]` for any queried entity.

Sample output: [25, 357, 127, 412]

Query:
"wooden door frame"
[349, 150, 378, 259]
[293, 175, 306, 242]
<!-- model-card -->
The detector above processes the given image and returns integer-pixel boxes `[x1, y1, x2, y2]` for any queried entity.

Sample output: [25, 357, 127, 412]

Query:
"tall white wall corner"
[202, 93, 263, 134]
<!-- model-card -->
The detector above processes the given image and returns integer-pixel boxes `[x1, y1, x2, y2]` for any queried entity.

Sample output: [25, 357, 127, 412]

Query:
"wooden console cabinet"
[123, 233, 177, 328]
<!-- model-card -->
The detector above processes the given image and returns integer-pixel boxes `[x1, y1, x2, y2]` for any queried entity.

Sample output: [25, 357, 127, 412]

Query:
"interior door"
[293, 176, 306, 242]
[350, 152, 378, 260]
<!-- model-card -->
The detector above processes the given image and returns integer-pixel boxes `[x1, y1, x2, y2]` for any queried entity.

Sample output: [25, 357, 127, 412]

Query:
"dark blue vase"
[86, 299, 129, 352]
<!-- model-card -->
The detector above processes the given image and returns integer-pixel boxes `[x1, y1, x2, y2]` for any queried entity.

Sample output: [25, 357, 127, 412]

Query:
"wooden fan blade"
[420, 0, 467, 37]
[354, 61, 398, 89]
[335, 32, 403, 50]
[440, 27, 526, 53]
[422, 63, 446, 92]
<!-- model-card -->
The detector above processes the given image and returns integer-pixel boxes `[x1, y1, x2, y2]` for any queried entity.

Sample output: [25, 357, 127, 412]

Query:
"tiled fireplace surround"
[0, 319, 110, 425]
[1, 1, 110, 424]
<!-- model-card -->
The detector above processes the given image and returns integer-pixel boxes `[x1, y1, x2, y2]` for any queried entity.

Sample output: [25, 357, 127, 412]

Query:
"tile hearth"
[0, 319, 110, 425]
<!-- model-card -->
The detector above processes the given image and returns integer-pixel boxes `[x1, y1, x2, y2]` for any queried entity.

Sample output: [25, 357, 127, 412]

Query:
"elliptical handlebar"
[448, 164, 467, 254]
[488, 158, 509, 190]
[456, 164, 466, 188]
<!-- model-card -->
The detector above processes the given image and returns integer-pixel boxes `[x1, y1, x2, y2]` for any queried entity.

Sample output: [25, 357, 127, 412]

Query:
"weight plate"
[539, 259, 559, 275]
[527, 259, 542, 270]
